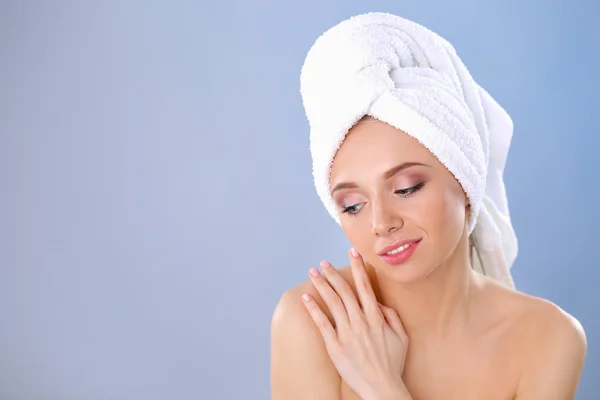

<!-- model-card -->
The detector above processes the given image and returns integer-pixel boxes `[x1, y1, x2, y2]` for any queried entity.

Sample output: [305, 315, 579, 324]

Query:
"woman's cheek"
[436, 186, 467, 233]
[408, 185, 452, 228]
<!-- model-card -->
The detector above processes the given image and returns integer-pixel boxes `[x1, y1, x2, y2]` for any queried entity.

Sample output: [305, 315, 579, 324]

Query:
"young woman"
[271, 12, 586, 400]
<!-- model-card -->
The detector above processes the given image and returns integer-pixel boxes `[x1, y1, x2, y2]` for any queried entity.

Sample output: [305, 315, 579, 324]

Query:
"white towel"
[300, 12, 518, 288]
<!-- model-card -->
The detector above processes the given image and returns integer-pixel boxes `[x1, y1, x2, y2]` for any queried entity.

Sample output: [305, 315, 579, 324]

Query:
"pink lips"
[377, 238, 421, 256]
[378, 238, 421, 265]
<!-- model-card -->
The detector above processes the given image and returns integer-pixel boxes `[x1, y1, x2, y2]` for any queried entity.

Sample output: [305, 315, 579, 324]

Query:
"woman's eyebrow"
[382, 161, 430, 179]
[331, 162, 430, 194]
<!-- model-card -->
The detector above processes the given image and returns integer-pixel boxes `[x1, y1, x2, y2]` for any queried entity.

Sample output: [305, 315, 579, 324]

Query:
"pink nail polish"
[308, 268, 320, 277]
[302, 293, 310, 302]
[350, 247, 359, 257]
[319, 260, 331, 269]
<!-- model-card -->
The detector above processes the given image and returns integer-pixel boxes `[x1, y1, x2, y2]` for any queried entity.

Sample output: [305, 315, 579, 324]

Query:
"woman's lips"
[378, 239, 421, 265]
[377, 238, 421, 255]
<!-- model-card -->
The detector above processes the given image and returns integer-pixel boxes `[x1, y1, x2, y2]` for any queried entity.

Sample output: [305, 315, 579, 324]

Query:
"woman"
[271, 12, 586, 400]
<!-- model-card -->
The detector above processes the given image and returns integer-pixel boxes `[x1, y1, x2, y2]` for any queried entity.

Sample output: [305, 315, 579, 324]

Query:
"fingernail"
[350, 247, 359, 257]
[308, 268, 320, 277]
[319, 260, 332, 269]
[302, 293, 311, 302]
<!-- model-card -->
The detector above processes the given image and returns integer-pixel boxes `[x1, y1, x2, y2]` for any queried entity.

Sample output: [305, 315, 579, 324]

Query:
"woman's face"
[329, 118, 470, 282]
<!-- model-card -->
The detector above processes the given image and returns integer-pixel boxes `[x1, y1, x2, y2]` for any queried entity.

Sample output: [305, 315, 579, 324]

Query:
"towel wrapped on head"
[300, 12, 518, 288]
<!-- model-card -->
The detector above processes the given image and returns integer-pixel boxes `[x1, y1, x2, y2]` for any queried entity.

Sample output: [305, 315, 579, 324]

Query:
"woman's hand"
[301, 248, 411, 400]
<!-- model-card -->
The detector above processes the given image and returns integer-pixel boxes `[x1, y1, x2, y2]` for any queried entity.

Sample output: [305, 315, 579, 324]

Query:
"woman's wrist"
[370, 381, 412, 400]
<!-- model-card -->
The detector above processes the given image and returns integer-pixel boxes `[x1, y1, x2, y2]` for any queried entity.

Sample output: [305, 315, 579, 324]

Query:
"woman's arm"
[270, 286, 342, 399]
[515, 308, 586, 399]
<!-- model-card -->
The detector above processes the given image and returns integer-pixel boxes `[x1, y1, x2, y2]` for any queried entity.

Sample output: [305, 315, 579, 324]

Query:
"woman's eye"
[342, 203, 363, 215]
[340, 183, 425, 216]
[395, 182, 425, 197]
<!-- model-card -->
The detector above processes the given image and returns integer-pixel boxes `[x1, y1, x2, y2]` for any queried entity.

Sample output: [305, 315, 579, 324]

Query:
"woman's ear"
[464, 200, 472, 229]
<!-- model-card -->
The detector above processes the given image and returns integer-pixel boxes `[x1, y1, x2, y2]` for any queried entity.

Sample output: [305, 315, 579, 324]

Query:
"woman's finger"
[308, 266, 350, 330]
[319, 260, 365, 326]
[379, 303, 408, 344]
[349, 248, 381, 321]
[302, 293, 338, 344]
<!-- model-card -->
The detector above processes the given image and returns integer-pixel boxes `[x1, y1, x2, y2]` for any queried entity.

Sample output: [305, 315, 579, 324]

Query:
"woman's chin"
[374, 260, 432, 284]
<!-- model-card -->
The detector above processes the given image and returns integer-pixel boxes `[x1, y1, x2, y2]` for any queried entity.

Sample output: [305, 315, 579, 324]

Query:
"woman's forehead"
[331, 120, 437, 174]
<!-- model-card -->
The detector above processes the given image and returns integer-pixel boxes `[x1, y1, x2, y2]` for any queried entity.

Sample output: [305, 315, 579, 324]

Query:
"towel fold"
[300, 12, 518, 288]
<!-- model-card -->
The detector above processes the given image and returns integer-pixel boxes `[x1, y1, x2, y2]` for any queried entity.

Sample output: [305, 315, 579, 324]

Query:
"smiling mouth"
[378, 238, 421, 256]
[378, 239, 421, 265]
[384, 243, 413, 255]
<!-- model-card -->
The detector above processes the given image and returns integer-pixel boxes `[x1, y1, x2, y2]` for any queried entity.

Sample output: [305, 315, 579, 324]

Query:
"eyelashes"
[394, 181, 425, 197]
[341, 182, 426, 216]
[341, 204, 363, 215]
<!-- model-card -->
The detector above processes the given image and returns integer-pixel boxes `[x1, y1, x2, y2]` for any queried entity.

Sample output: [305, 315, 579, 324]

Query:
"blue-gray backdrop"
[1, 1, 598, 399]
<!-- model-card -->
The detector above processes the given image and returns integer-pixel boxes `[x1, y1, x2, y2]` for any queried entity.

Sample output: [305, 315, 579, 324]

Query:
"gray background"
[1, 0, 598, 399]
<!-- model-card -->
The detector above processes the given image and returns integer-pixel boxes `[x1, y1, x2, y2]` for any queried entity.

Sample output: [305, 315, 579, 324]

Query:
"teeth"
[386, 243, 411, 255]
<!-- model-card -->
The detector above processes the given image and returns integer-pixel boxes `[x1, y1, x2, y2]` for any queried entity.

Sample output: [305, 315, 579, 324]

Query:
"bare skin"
[271, 118, 587, 399]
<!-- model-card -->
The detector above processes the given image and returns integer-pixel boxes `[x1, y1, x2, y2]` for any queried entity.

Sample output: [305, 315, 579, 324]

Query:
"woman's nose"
[371, 199, 403, 237]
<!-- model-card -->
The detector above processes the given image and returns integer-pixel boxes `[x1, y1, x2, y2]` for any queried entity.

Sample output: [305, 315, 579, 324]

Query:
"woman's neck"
[373, 243, 481, 341]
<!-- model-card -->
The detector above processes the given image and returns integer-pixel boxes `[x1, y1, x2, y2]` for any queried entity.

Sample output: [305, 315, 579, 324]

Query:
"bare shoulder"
[270, 269, 355, 400]
[273, 266, 357, 327]
[478, 277, 583, 336]
[520, 295, 585, 341]
[483, 279, 587, 399]
[492, 282, 586, 348]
